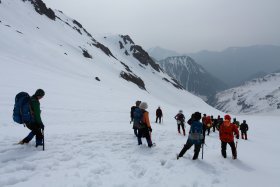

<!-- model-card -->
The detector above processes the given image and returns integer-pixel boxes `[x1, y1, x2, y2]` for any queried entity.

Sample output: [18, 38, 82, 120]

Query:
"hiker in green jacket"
[19, 89, 45, 147]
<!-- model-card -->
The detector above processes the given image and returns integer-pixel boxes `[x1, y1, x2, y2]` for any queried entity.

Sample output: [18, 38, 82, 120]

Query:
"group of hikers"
[130, 101, 249, 160]
[13, 89, 249, 161]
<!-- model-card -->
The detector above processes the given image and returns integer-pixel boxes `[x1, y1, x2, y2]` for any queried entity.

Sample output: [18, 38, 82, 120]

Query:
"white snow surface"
[0, 0, 280, 186]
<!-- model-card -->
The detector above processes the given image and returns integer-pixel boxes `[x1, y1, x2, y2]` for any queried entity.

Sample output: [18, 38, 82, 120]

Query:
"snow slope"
[0, 0, 280, 186]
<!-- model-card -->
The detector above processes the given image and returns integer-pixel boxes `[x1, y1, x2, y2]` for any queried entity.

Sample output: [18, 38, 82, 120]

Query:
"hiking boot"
[18, 140, 25, 145]
[222, 151, 227, 158]
[177, 155, 180, 160]
[233, 155, 237, 159]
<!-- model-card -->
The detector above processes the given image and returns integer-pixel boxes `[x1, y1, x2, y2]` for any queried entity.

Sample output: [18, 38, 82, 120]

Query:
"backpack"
[133, 107, 143, 129]
[188, 121, 204, 144]
[204, 116, 212, 128]
[13, 92, 33, 124]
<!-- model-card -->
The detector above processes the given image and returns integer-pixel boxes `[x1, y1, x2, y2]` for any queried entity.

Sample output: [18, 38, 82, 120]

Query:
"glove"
[148, 127, 152, 132]
[236, 135, 239, 139]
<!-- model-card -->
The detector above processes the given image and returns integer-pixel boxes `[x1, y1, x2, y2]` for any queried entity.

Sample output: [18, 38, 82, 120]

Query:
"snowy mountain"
[189, 45, 280, 87]
[158, 56, 227, 99]
[1, 1, 280, 187]
[147, 46, 181, 61]
[209, 72, 280, 114]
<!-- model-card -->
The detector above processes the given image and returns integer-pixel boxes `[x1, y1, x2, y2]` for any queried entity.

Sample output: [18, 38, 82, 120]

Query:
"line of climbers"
[130, 101, 249, 159]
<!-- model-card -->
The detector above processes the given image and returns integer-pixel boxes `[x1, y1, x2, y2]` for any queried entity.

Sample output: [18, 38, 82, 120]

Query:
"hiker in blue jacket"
[177, 112, 204, 160]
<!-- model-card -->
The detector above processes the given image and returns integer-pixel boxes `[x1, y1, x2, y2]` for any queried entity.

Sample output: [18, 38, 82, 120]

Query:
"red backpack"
[204, 116, 212, 128]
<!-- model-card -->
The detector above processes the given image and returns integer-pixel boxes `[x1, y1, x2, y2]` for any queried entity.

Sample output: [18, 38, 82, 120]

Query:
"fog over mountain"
[189, 45, 280, 87]
[147, 47, 181, 61]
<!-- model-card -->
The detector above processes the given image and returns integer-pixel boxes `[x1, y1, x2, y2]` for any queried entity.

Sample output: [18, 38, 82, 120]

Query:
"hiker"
[219, 114, 239, 159]
[174, 110, 186, 136]
[232, 118, 240, 129]
[240, 120, 249, 140]
[155, 107, 163, 123]
[204, 115, 212, 136]
[131, 100, 141, 136]
[216, 115, 223, 131]
[19, 89, 45, 147]
[212, 116, 218, 132]
[177, 112, 204, 160]
[137, 102, 153, 147]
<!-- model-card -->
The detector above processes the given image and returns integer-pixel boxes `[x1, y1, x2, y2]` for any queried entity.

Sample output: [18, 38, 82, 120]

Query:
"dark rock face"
[95, 77, 100, 81]
[159, 56, 227, 98]
[120, 71, 146, 90]
[120, 35, 134, 45]
[119, 41, 124, 49]
[130, 45, 161, 72]
[93, 42, 116, 59]
[120, 62, 132, 73]
[81, 49, 92, 59]
[23, 0, 56, 20]
[162, 78, 184, 90]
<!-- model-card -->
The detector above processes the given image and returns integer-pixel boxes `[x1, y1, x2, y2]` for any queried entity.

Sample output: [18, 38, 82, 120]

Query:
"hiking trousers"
[22, 122, 43, 145]
[137, 129, 152, 147]
[178, 139, 201, 159]
[156, 116, 162, 123]
[241, 131, 248, 140]
[177, 123, 185, 135]
[221, 141, 237, 158]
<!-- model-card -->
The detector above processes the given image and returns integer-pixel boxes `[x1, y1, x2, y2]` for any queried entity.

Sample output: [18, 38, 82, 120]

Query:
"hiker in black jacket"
[240, 120, 249, 140]
[156, 107, 163, 124]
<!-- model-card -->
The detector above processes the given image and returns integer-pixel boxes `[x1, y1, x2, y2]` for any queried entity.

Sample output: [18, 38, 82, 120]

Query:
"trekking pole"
[42, 129, 45, 151]
[201, 143, 204, 160]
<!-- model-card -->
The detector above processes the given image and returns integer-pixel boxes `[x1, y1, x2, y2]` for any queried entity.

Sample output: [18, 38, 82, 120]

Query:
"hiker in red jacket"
[219, 114, 239, 159]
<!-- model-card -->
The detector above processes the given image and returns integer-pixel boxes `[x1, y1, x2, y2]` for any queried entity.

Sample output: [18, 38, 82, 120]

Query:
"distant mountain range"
[158, 56, 227, 99]
[208, 71, 280, 114]
[149, 45, 280, 88]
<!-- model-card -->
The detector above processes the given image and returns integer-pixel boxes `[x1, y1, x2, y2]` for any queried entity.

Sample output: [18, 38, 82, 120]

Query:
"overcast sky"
[43, 0, 280, 53]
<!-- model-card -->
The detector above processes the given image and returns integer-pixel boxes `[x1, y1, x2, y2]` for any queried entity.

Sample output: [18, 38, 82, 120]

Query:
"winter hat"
[179, 110, 183, 113]
[193, 112, 201, 121]
[34, 89, 45, 97]
[139, 102, 148, 110]
[135, 100, 141, 107]
[224, 114, 231, 121]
